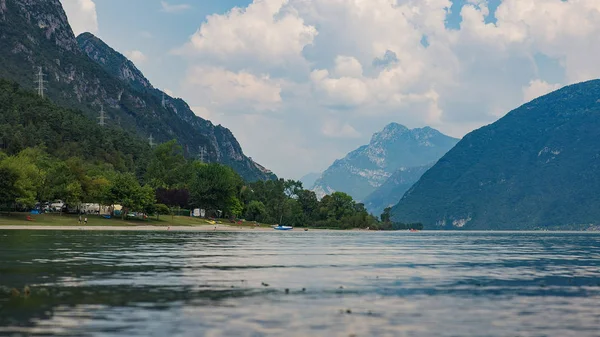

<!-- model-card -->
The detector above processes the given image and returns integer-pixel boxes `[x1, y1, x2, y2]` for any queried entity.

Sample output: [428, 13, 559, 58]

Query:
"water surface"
[1, 230, 599, 336]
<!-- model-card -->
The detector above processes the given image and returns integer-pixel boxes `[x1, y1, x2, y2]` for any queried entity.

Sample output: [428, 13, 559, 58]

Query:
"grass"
[0, 212, 273, 228]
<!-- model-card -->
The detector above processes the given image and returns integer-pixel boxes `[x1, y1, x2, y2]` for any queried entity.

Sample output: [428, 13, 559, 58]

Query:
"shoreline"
[0, 225, 326, 232]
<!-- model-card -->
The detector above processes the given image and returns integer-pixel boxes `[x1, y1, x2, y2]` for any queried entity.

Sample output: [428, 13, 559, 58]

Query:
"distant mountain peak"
[370, 123, 445, 145]
[370, 123, 408, 143]
[313, 124, 458, 202]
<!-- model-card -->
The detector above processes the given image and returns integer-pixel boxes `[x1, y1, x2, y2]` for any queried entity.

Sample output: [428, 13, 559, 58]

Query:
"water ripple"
[1, 230, 599, 336]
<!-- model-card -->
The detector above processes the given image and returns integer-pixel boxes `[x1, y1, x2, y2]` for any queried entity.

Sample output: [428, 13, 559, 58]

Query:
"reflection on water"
[1, 231, 599, 336]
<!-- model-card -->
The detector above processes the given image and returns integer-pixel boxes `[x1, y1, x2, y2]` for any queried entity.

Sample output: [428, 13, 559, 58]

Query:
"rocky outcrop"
[0, 0, 275, 182]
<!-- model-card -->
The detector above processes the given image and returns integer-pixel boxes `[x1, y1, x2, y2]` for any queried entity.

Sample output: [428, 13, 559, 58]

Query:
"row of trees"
[0, 140, 416, 229]
[0, 80, 419, 229]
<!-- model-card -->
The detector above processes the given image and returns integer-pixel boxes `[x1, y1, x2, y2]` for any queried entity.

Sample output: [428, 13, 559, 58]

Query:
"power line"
[97, 105, 109, 126]
[198, 146, 207, 162]
[34, 66, 47, 98]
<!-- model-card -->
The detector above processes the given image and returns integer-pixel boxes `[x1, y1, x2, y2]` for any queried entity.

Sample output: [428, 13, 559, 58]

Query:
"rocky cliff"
[0, 0, 275, 182]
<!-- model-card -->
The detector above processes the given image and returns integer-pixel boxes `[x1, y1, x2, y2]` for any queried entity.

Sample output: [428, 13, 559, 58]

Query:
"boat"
[274, 225, 293, 231]
[273, 214, 292, 230]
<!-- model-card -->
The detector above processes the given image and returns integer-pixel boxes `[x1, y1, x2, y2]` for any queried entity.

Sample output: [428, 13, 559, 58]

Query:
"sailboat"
[274, 214, 293, 230]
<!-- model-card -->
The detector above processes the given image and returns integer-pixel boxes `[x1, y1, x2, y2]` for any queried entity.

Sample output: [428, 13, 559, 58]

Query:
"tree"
[145, 140, 187, 189]
[156, 188, 190, 209]
[106, 173, 155, 218]
[381, 207, 392, 224]
[227, 196, 244, 218]
[298, 190, 319, 220]
[154, 203, 171, 220]
[284, 180, 303, 198]
[245, 200, 267, 222]
[0, 165, 19, 211]
[0, 150, 44, 208]
[189, 163, 243, 217]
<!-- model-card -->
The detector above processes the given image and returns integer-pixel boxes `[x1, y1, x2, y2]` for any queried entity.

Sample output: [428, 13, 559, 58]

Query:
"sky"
[59, 0, 600, 179]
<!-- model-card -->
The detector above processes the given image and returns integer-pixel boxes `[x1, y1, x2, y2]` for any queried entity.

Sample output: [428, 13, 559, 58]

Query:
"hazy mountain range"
[312, 123, 459, 213]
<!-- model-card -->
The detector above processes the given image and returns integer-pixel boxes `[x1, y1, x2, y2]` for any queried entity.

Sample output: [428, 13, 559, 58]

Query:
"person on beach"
[84, 217, 88, 225]
[78, 215, 82, 224]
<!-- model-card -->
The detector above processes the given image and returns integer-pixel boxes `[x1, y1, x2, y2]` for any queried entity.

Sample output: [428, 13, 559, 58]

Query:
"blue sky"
[61, 0, 600, 179]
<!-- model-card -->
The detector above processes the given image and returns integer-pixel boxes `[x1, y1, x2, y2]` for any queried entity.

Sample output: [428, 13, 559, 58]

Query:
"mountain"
[299, 172, 321, 190]
[312, 123, 459, 201]
[0, 0, 275, 182]
[362, 164, 432, 216]
[0, 78, 150, 172]
[392, 80, 600, 230]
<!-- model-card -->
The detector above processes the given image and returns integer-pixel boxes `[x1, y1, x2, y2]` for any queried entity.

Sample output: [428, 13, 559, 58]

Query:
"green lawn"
[0, 213, 270, 228]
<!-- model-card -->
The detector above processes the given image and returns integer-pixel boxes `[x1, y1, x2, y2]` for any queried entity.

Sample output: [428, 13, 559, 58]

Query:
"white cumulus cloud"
[125, 50, 147, 65]
[170, 0, 600, 178]
[178, 0, 317, 73]
[182, 67, 283, 113]
[60, 0, 98, 36]
[522, 80, 562, 103]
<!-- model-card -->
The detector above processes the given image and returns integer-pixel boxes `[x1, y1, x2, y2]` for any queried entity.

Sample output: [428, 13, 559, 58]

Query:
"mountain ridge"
[362, 164, 433, 216]
[312, 123, 459, 202]
[0, 0, 274, 182]
[392, 79, 600, 230]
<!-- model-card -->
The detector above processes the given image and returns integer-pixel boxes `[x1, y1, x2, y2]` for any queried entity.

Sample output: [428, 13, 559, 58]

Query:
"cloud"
[172, 0, 600, 178]
[125, 50, 147, 64]
[182, 67, 283, 112]
[321, 119, 361, 139]
[522, 80, 561, 103]
[161, 1, 191, 13]
[177, 0, 317, 73]
[191, 106, 223, 123]
[60, 0, 98, 36]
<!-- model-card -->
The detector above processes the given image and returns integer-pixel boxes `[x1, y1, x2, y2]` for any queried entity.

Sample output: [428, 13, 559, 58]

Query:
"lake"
[1, 230, 599, 336]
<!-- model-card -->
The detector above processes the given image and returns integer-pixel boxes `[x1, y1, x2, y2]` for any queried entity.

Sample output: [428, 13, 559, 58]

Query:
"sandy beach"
[0, 225, 317, 232]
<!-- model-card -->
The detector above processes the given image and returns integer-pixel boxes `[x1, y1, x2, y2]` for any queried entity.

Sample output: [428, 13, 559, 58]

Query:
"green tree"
[0, 165, 19, 210]
[145, 140, 187, 189]
[106, 173, 155, 218]
[154, 203, 171, 220]
[0, 151, 44, 208]
[245, 200, 267, 222]
[297, 189, 319, 220]
[189, 163, 243, 217]
[381, 207, 392, 224]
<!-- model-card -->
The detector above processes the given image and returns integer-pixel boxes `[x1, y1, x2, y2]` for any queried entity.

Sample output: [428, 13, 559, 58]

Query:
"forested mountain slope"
[0, 0, 274, 181]
[392, 80, 600, 230]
